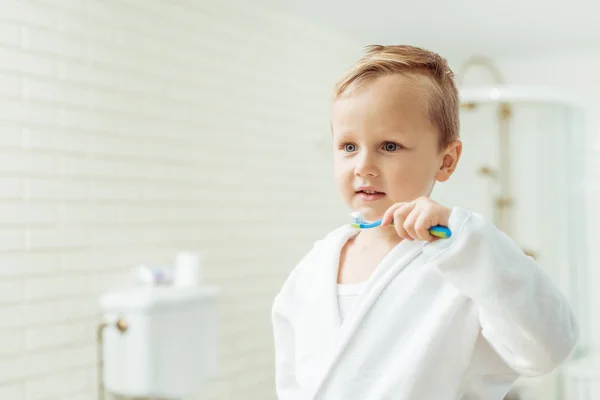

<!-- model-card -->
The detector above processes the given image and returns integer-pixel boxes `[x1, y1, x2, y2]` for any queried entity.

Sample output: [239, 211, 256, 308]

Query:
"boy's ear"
[436, 140, 462, 183]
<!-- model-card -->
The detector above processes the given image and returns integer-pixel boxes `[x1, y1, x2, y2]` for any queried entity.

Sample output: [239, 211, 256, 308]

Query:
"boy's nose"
[354, 153, 379, 177]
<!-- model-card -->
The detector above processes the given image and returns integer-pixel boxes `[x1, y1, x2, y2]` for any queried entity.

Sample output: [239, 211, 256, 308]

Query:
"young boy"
[271, 45, 578, 400]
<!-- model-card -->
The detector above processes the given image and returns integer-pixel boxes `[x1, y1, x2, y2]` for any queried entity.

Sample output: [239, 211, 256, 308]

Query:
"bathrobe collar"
[311, 225, 428, 397]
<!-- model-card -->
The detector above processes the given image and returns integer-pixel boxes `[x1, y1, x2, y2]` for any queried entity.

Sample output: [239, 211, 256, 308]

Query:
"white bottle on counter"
[173, 251, 203, 287]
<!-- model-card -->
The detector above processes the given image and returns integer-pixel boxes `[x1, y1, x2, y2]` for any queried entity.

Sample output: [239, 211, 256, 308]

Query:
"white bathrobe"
[271, 207, 578, 400]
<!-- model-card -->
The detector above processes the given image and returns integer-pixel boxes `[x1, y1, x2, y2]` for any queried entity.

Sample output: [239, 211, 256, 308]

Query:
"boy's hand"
[381, 197, 451, 242]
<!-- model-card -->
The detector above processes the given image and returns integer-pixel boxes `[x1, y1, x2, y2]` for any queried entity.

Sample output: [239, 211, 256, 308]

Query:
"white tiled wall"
[0, 1, 358, 399]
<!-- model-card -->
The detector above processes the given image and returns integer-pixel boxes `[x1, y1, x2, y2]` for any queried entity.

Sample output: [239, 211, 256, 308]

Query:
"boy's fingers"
[393, 203, 415, 239]
[415, 206, 437, 242]
[403, 206, 420, 240]
[381, 203, 404, 226]
[415, 220, 434, 242]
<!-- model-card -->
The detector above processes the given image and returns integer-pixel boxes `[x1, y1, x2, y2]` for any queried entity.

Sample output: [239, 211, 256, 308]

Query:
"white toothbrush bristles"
[350, 211, 365, 224]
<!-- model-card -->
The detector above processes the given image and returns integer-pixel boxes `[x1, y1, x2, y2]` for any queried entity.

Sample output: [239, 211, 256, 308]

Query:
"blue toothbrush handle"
[350, 219, 451, 238]
[350, 220, 382, 229]
[429, 225, 451, 238]
[393, 222, 451, 238]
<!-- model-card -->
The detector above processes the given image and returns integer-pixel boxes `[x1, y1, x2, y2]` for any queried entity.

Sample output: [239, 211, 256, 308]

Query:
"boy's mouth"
[357, 189, 384, 195]
[356, 188, 385, 201]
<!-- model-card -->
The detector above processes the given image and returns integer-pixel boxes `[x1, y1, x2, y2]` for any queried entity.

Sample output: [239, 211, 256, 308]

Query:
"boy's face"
[331, 74, 461, 222]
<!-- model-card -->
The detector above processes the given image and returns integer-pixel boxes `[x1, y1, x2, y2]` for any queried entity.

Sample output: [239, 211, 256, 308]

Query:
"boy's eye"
[383, 142, 401, 151]
[343, 143, 357, 152]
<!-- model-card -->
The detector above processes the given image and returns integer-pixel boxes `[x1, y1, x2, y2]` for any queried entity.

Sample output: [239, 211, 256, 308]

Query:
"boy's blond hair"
[333, 45, 460, 150]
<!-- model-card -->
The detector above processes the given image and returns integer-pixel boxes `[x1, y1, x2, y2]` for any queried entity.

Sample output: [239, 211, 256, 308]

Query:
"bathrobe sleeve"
[272, 281, 299, 397]
[272, 247, 313, 398]
[422, 207, 579, 377]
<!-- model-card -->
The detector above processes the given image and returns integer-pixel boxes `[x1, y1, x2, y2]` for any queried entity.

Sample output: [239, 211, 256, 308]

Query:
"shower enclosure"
[432, 58, 589, 400]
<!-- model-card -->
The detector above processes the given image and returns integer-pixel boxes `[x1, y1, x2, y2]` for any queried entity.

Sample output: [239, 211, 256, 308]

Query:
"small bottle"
[173, 251, 203, 287]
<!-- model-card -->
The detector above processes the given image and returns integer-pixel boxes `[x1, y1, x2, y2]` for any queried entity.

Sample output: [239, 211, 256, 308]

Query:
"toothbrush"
[350, 212, 452, 238]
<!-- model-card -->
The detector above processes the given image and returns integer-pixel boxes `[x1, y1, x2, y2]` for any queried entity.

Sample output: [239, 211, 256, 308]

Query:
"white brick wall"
[0, 1, 358, 399]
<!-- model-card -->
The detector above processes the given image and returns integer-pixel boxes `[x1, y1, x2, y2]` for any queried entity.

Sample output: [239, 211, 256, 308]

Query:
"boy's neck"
[354, 225, 404, 248]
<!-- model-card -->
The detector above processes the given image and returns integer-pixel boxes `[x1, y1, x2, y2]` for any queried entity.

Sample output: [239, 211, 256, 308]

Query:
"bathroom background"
[0, 0, 597, 399]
